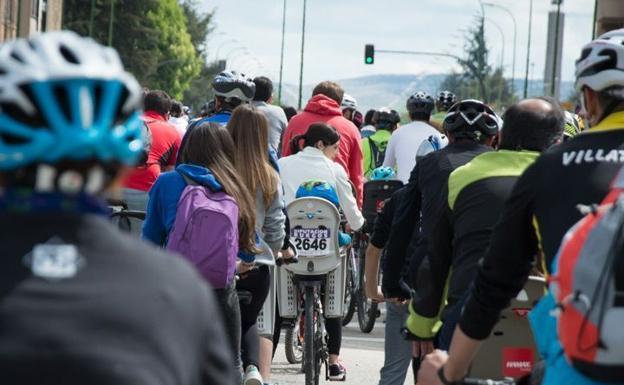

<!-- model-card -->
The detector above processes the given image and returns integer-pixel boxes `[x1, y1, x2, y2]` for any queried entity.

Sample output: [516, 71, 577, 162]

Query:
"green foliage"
[63, 0, 203, 100]
[180, 0, 219, 112]
[146, 0, 201, 99]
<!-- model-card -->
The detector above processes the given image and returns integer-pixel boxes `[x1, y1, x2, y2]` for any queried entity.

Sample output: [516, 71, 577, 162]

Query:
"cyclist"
[279, 123, 364, 381]
[252, 76, 288, 153]
[227, 105, 286, 385]
[341, 93, 358, 121]
[169, 100, 189, 138]
[0, 31, 236, 385]
[406, 98, 564, 354]
[143, 123, 258, 380]
[383, 92, 441, 183]
[430, 90, 457, 130]
[281, 81, 364, 206]
[362, 108, 400, 178]
[418, 29, 624, 385]
[360, 167, 422, 385]
[382, 100, 499, 318]
[563, 110, 583, 140]
[361, 109, 378, 138]
[122, 90, 181, 225]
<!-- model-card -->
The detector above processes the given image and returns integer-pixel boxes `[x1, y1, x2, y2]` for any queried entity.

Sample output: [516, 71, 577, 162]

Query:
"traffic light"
[365, 44, 375, 64]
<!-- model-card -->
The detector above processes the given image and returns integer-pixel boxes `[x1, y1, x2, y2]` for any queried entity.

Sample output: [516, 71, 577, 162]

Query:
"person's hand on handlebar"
[417, 349, 450, 385]
[236, 260, 255, 274]
[278, 247, 295, 261]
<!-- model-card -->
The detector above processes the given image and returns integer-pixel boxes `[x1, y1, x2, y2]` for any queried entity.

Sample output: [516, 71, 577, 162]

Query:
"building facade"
[0, 0, 63, 41]
[595, 0, 624, 36]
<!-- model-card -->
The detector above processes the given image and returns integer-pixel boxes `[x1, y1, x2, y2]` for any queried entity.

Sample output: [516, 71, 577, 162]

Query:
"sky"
[199, 0, 595, 86]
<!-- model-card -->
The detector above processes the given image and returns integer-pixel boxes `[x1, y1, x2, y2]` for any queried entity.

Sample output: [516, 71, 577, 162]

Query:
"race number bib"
[291, 227, 331, 256]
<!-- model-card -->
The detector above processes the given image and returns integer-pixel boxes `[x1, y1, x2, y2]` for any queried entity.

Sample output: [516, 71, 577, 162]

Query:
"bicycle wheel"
[342, 250, 356, 326]
[357, 239, 378, 333]
[304, 286, 317, 385]
[285, 314, 303, 364]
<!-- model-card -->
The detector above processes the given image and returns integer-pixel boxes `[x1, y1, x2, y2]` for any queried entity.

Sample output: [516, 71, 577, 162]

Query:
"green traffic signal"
[365, 44, 374, 65]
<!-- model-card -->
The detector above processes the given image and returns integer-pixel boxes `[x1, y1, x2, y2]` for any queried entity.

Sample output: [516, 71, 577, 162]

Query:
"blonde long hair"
[227, 105, 279, 207]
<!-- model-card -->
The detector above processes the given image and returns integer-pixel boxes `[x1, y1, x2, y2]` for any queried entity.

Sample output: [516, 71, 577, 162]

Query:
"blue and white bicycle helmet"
[0, 31, 143, 171]
[370, 166, 395, 181]
[295, 179, 340, 207]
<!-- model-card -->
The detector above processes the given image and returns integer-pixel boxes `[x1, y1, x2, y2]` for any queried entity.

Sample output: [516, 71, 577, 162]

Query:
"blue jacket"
[142, 164, 222, 246]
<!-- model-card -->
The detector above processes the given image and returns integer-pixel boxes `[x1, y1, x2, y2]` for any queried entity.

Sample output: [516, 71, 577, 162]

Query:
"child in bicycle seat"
[295, 179, 352, 247]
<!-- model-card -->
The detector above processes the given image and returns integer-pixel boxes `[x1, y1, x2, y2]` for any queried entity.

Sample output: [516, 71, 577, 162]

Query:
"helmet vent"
[10, 51, 24, 63]
[0, 131, 28, 145]
[53, 85, 72, 123]
[59, 44, 80, 65]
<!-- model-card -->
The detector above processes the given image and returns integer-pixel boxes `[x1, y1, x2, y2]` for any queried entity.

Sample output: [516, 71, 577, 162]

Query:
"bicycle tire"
[342, 250, 357, 326]
[284, 317, 303, 364]
[304, 286, 317, 385]
[356, 242, 378, 333]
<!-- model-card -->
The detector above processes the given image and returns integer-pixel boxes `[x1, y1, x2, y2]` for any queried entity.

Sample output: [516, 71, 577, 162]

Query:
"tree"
[181, 0, 219, 112]
[63, 0, 201, 100]
[440, 16, 515, 108]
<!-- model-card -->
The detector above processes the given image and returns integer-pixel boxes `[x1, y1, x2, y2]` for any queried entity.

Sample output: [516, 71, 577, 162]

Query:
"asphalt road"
[269, 309, 415, 385]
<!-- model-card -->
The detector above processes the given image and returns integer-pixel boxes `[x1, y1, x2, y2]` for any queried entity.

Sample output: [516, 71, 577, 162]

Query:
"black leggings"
[237, 265, 271, 369]
[272, 291, 342, 356]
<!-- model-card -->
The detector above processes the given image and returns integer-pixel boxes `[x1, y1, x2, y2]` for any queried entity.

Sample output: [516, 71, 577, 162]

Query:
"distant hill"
[280, 74, 575, 112]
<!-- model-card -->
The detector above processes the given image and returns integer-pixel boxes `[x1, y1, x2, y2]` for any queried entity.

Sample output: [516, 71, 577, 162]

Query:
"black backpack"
[136, 120, 152, 167]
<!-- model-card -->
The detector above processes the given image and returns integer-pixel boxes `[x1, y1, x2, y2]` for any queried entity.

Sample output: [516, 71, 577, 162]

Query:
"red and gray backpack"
[550, 168, 624, 382]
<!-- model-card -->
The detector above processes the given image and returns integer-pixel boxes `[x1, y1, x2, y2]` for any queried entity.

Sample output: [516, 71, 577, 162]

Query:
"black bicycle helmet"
[406, 91, 435, 114]
[436, 90, 457, 111]
[375, 108, 401, 129]
[212, 70, 256, 102]
[443, 99, 500, 136]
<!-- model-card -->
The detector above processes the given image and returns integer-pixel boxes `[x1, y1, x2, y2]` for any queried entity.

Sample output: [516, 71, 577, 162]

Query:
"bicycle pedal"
[375, 309, 381, 318]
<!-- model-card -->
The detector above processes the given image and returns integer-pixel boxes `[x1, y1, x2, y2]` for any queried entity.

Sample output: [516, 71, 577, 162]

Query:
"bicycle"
[342, 243, 357, 326]
[353, 230, 379, 333]
[276, 197, 348, 385]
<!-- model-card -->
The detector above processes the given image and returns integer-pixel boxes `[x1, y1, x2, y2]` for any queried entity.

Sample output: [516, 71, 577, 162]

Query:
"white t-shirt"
[382, 120, 443, 183]
[278, 147, 364, 230]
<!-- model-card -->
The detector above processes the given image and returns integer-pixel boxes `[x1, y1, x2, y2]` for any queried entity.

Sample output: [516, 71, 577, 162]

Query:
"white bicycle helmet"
[341, 94, 358, 111]
[212, 70, 256, 102]
[0, 31, 143, 171]
[575, 28, 624, 93]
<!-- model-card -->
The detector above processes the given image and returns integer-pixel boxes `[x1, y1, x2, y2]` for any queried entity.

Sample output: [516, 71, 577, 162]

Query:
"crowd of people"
[1, 26, 624, 385]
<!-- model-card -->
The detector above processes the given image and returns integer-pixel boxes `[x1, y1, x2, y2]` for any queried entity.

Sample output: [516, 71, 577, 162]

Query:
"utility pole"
[107, 0, 115, 47]
[523, 0, 534, 98]
[89, 0, 96, 37]
[551, 0, 563, 98]
[278, 0, 287, 105]
[297, 0, 307, 110]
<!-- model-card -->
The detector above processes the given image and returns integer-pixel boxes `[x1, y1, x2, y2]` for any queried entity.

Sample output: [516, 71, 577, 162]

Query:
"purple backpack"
[166, 184, 239, 289]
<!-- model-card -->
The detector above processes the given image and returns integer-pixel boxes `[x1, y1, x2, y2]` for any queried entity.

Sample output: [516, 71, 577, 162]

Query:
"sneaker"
[328, 362, 346, 381]
[243, 365, 263, 385]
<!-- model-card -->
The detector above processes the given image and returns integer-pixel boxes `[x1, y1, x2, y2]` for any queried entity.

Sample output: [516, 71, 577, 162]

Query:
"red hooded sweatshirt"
[281, 94, 363, 206]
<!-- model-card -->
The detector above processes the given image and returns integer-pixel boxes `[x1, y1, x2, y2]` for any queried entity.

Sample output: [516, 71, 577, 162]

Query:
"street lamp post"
[298, 0, 308, 110]
[483, 2, 517, 98]
[551, 0, 563, 98]
[523, 0, 534, 98]
[486, 18, 506, 105]
[278, 0, 287, 105]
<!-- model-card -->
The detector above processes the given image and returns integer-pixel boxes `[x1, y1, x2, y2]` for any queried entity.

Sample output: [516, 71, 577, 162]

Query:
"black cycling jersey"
[460, 112, 624, 340]
[0, 211, 236, 385]
[382, 141, 492, 298]
[411, 151, 539, 331]
[370, 188, 403, 249]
